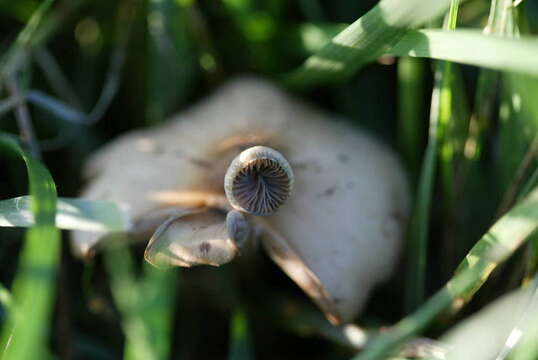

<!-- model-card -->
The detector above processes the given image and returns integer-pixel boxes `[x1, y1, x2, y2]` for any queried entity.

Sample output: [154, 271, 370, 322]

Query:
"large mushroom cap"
[73, 77, 410, 324]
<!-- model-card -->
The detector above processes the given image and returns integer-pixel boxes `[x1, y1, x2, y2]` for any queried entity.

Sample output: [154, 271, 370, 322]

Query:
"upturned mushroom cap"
[72, 77, 410, 324]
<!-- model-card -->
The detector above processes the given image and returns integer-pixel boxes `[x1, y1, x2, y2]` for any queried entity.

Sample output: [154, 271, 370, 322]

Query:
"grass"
[0, 135, 60, 359]
[1, 0, 538, 359]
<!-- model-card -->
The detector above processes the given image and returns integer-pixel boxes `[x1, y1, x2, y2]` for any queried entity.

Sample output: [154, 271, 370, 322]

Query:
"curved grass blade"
[284, 0, 454, 88]
[0, 135, 60, 359]
[0, 196, 130, 232]
[353, 187, 538, 360]
[0, 0, 54, 76]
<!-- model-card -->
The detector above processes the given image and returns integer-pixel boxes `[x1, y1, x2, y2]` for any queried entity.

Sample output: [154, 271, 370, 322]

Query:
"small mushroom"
[224, 145, 294, 216]
[144, 209, 239, 267]
[72, 77, 410, 324]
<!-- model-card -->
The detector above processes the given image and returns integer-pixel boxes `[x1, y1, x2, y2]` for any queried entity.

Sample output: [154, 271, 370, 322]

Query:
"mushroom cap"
[144, 209, 238, 268]
[441, 288, 538, 360]
[73, 77, 409, 323]
[224, 145, 294, 216]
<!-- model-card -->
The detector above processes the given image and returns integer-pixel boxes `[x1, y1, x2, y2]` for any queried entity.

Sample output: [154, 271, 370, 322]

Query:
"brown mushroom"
[72, 77, 410, 324]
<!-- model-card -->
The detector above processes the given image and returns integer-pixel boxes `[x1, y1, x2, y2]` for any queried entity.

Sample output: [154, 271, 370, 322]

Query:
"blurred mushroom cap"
[72, 77, 410, 324]
[441, 288, 538, 360]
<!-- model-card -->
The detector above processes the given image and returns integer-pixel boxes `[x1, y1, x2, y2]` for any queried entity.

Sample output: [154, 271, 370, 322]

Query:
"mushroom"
[72, 77, 410, 325]
[440, 288, 538, 360]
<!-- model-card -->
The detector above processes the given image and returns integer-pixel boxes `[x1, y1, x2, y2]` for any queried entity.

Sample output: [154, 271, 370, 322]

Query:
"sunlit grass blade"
[498, 74, 538, 213]
[284, 0, 453, 87]
[293, 23, 538, 79]
[389, 29, 538, 76]
[0, 284, 12, 313]
[353, 186, 538, 360]
[462, 0, 513, 164]
[229, 309, 254, 360]
[504, 74, 538, 282]
[0, 135, 60, 359]
[0, 196, 130, 232]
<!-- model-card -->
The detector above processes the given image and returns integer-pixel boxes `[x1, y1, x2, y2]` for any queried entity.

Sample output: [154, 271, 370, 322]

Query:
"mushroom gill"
[72, 77, 410, 324]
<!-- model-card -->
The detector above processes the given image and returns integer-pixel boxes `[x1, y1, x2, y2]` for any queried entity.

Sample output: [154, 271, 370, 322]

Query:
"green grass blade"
[284, 0, 454, 87]
[104, 245, 157, 360]
[146, 0, 196, 124]
[397, 57, 425, 181]
[228, 309, 254, 360]
[0, 0, 54, 76]
[520, 167, 538, 204]
[138, 264, 177, 360]
[404, 0, 460, 312]
[354, 187, 538, 360]
[104, 246, 177, 360]
[0, 135, 60, 359]
[403, 67, 441, 312]
[0, 196, 130, 232]
[0, 284, 12, 314]
[390, 29, 538, 76]
[293, 22, 538, 79]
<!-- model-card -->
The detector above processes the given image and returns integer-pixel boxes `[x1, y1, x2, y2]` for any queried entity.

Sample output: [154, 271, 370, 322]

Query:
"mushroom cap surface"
[441, 288, 538, 360]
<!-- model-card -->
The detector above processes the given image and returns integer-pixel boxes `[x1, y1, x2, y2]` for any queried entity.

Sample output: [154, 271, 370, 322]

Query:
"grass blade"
[397, 57, 426, 182]
[405, 0, 460, 312]
[0, 196, 130, 232]
[146, 0, 196, 124]
[293, 23, 538, 79]
[0, 135, 60, 359]
[104, 247, 177, 360]
[0, 0, 54, 76]
[228, 309, 254, 360]
[284, 0, 453, 87]
[390, 29, 538, 77]
[104, 245, 157, 360]
[354, 187, 538, 360]
[138, 265, 177, 360]
[0, 284, 12, 314]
